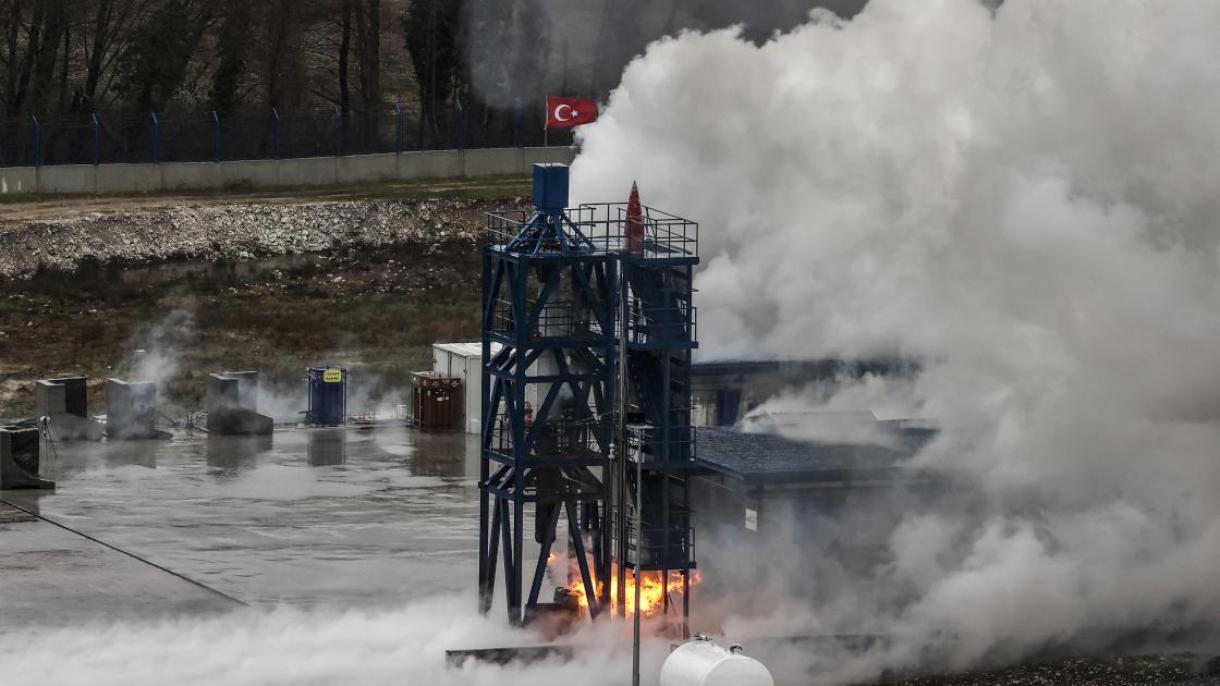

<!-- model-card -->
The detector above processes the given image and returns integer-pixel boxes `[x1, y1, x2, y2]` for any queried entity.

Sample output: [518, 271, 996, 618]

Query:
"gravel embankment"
[0, 197, 519, 279]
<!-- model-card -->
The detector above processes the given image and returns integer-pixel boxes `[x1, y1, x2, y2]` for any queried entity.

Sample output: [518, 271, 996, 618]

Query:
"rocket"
[626, 181, 644, 255]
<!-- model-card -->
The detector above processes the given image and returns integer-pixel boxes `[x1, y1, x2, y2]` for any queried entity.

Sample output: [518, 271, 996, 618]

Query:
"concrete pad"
[95, 163, 161, 194]
[2, 428, 482, 610]
[0, 502, 236, 626]
[277, 156, 337, 187]
[162, 161, 224, 191]
[462, 148, 525, 177]
[337, 153, 397, 184]
[397, 150, 464, 180]
[0, 166, 36, 194]
[35, 165, 95, 194]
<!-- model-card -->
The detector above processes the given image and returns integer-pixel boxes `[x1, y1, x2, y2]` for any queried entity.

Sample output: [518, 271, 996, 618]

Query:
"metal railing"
[485, 203, 699, 259]
[626, 424, 696, 465]
[490, 299, 608, 341]
[624, 512, 696, 571]
[0, 102, 575, 168]
[625, 300, 697, 346]
[490, 412, 604, 459]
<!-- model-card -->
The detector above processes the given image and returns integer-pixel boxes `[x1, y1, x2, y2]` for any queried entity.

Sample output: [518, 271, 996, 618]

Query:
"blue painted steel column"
[271, 108, 281, 159]
[150, 112, 161, 163]
[393, 102, 403, 155]
[210, 111, 221, 162]
[334, 105, 343, 157]
[513, 97, 523, 148]
[90, 113, 101, 165]
[30, 115, 42, 167]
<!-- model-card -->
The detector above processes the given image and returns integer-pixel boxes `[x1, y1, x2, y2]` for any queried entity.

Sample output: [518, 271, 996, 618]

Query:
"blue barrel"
[307, 366, 347, 426]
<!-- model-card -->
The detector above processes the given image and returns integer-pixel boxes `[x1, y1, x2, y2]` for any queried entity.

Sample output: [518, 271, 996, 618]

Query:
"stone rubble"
[0, 197, 524, 280]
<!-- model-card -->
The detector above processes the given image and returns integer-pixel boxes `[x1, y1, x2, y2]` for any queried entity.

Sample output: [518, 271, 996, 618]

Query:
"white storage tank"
[659, 636, 775, 686]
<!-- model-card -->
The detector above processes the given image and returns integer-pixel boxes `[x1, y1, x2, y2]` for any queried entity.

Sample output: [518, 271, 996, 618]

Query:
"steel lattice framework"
[479, 163, 699, 632]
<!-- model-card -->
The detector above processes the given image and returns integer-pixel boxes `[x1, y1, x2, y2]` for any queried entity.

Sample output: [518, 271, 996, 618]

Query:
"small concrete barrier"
[106, 379, 170, 440]
[0, 426, 54, 490]
[206, 371, 273, 436]
[35, 376, 103, 441]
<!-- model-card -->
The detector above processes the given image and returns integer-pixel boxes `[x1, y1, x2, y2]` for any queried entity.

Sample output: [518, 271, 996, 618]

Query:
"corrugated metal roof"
[694, 421, 935, 484]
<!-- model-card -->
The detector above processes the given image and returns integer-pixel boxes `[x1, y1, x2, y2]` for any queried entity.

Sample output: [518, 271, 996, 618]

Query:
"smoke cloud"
[572, 0, 1220, 680]
[0, 596, 668, 686]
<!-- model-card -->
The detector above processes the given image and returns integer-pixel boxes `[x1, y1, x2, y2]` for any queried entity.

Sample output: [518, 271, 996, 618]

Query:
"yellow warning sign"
[322, 369, 343, 383]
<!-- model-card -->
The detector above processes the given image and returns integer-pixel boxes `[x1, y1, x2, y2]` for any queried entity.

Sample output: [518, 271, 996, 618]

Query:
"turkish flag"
[545, 96, 598, 129]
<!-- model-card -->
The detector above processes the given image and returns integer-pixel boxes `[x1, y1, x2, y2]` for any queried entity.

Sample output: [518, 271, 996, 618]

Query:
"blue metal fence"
[0, 102, 574, 168]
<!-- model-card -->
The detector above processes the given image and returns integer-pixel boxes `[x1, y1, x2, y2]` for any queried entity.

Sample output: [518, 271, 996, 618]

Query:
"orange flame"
[564, 565, 702, 617]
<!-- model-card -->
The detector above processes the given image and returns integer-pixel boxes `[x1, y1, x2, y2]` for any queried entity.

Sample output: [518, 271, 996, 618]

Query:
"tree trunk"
[339, 0, 351, 115]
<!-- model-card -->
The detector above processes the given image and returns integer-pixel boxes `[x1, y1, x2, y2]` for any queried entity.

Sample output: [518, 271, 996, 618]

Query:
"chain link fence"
[0, 102, 575, 168]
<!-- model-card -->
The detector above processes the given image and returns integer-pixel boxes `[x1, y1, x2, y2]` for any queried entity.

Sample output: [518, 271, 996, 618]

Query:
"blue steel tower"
[480, 164, 618, 624]
[479, 163, 699, 632]
[614, 189, 699, 633]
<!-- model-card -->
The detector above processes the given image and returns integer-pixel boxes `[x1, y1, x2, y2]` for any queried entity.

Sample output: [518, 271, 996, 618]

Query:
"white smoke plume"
[121, 309, 195, 389]
[0, 596, 667, 686]
[572, 0, 1220, 680]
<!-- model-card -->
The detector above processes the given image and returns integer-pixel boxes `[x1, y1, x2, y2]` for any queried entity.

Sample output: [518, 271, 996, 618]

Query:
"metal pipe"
[513, 96, 523, 148]
[210, 111, 221, 162]
[334, 105, 343, 157]
[271, 108, 281, 159]
[91, 113, 101, 165]
[30, 115, 42, 167]
[393, 102, 403, 155]
[149, 112, 160, 163]
[633, 430, 643, 686]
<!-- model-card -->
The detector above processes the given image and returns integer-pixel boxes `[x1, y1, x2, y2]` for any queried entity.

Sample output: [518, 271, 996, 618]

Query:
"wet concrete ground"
[0, 426, 481, 624]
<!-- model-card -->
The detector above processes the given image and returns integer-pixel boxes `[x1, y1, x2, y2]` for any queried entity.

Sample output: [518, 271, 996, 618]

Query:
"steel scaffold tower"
[479, 163, 700, 632]
[479, 164, 618, 624]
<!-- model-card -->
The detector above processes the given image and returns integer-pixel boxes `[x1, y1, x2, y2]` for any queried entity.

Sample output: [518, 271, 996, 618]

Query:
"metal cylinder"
[658, 637, 774, 686]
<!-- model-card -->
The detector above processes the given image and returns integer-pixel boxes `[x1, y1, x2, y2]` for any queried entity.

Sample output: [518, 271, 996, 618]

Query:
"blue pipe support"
[271, 107, 281, 159]
[150, 112, 161, 163]
[91, 113, 101, 165]
[210, 110, 221, 162]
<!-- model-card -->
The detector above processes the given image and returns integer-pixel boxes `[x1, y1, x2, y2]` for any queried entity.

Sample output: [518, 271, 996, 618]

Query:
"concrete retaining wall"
[0, 166, 35, 194]
[0, 146, 576, 196]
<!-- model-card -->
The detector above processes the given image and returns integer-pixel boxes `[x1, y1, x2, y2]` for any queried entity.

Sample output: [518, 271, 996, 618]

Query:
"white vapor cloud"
[572, 0, 1220, 680]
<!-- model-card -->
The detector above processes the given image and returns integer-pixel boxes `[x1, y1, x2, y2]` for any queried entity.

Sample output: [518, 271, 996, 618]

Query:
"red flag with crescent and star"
[545, 96, 598, 129]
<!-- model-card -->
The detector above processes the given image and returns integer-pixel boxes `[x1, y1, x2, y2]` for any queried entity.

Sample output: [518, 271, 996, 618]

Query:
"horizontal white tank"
[659, 636, 775, 686]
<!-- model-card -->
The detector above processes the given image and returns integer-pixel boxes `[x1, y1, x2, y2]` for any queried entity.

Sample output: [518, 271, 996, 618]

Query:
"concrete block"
[0, 426, 54, 490]
[207, 371, 272, 435]
[95, 163, 161, 194]
[0, 166, 36, 194]
[36, 165, 95, 194]
[35, 376, 88, 417]
[106, 379, 168, 440]
[35, 376, 103, 441]
[221, 159, 280, 188]
[397, 150, 464, 180]
[277, 156, 337, 187]
[162, 161, 224, 191]
[337, 153, 397, 184]
[463, 148, 526, 177]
